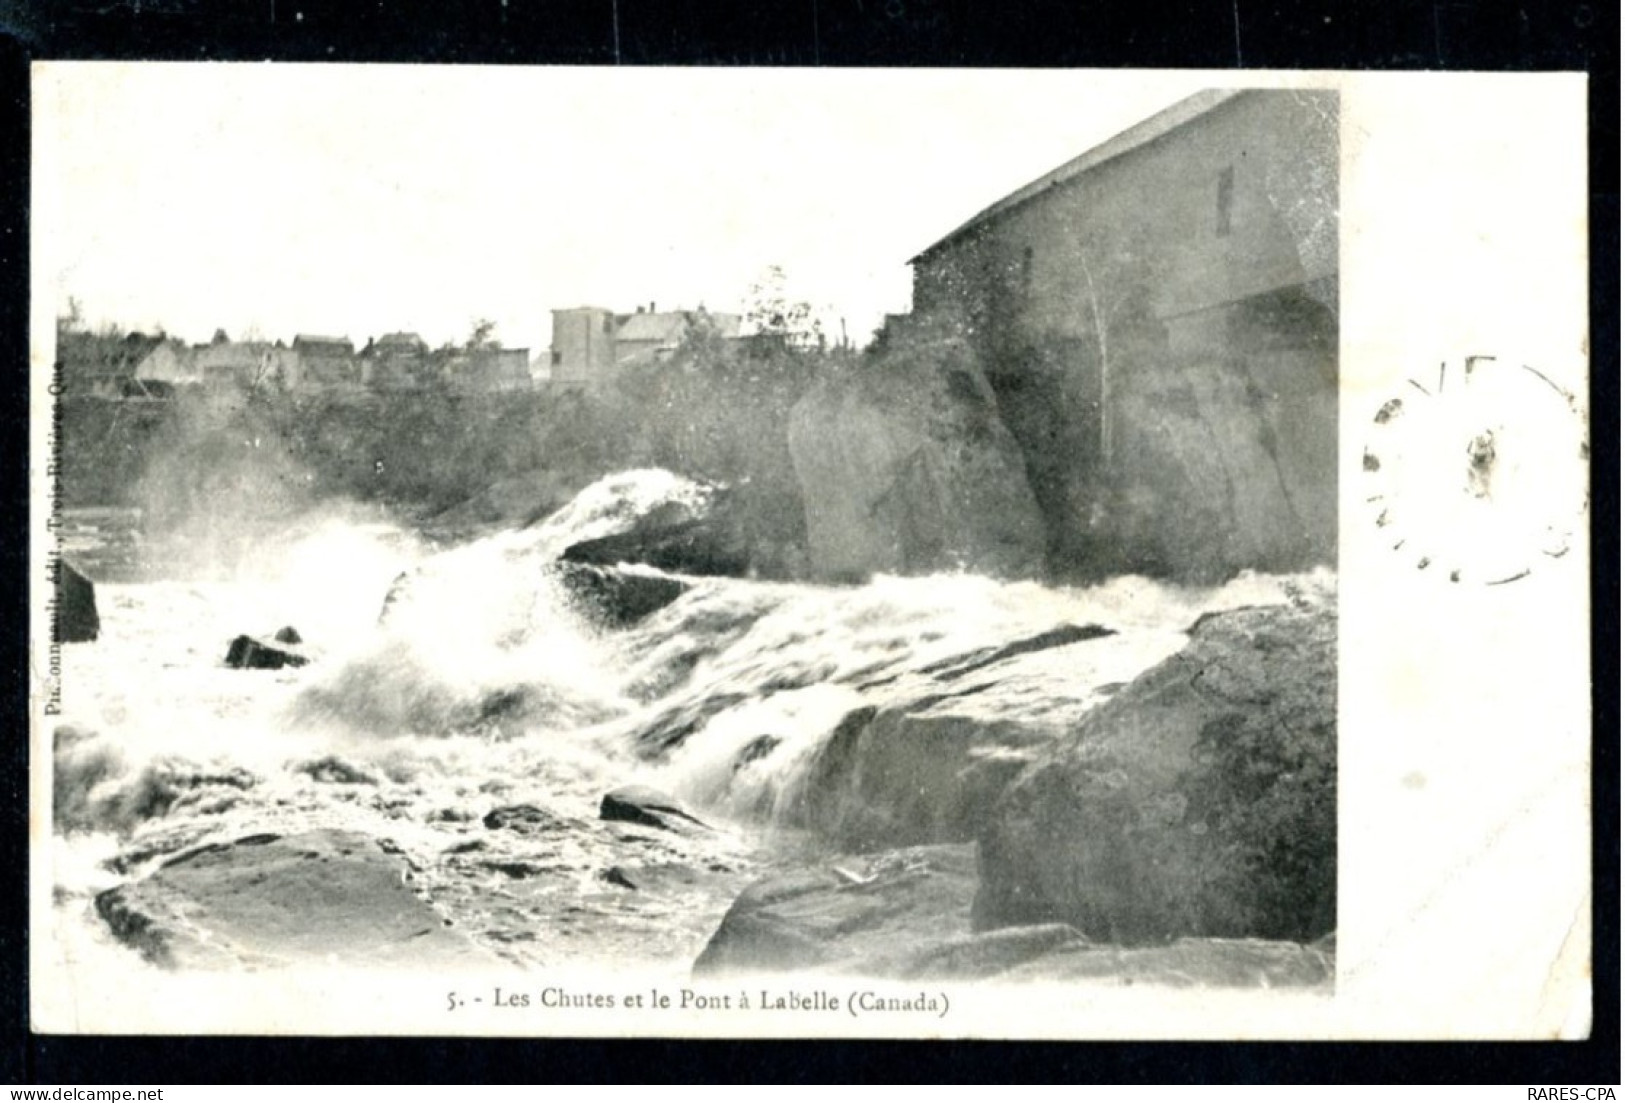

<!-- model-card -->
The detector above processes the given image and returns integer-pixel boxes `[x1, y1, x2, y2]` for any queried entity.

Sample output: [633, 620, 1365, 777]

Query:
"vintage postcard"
[28, 66, 1590, 1039]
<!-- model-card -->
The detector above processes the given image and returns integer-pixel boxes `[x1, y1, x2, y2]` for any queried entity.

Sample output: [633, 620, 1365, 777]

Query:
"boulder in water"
[563, 512, 752, 578]
[483, 803, 569, 835]
[94, 829, 491, 969]
[223, 632, 309, 670]
[554, 562, 688, 628]
[53, 558, 100, 643]
[560, 483, 758, 578]
[599, 785, 711, 834]
[975, 602, 1337, 945]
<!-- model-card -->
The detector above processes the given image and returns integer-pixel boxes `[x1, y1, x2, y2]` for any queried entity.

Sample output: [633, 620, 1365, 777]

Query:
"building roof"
[910, 89, 1247, 264]
[293, 335, 355, 352]
[614, 312, 690, 344]
[374, 332, 427, 350]
[194, 342, 273, 370]
[615, 311, 742, 344]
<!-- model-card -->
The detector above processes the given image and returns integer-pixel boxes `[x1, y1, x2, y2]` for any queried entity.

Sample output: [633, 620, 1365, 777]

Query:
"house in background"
[56, 329, 164, 398]
[550, 304, 741, 384]
[192, 340, 300, 391]
[132, 337, 198, 390]
[360, 332, 431, 391]
[611, 308, 741, 369]
[906, 88, 1339, 576]
[292, 335, 360, 390]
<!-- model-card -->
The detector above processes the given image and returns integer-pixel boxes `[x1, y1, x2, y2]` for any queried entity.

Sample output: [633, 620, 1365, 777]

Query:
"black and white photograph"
[29, 66, 1588, 1039]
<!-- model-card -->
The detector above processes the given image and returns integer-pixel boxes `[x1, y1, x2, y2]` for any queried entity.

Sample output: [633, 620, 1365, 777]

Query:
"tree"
[466, 318, 499, 351]
[743, 265, 823, 352]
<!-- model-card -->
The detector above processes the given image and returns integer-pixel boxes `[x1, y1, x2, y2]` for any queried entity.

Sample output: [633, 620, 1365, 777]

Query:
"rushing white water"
[47, 469, 1331, 977]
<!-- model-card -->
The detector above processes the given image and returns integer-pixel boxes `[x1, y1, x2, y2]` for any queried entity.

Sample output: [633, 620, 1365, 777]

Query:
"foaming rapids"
[47, 466, 1333, 976]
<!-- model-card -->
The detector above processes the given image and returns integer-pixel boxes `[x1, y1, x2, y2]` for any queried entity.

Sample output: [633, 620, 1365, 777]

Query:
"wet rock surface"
[693, 844, 979, 977]
[783, 620, 1138, 851]
[975, 602, 1336, 944]
[224, 632, 311, 670]
[600, 786, 712, 834]
[693, 844, 1331, 987]
[562, 488, 753, 578]
[54, 559, 101, 643]
[552, 562, 689, 628]
[94, 829, 493, 969]
[998, 937, 1334, 988]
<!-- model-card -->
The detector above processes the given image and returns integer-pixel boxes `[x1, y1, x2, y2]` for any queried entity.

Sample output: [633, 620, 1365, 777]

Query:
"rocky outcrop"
[975, 602, 1336, 944]
[562, 487, 753, 578]
[997, 937, 1333, 987]
[784, 623, 1122, 851]
[693, 843, 1331, 987]
[94, 829, 491, 969]
[787, 335, 1046, 582]
[53, 558, 100, 643]
[553, 562, 689, 628]
[1104, 352, 1336, 582]
[600, 786, 712, 834]
[693, 844, 979, 977]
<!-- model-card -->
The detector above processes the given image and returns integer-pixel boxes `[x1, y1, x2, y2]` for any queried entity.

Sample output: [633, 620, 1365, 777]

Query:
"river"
[45, 470, 1328, 982]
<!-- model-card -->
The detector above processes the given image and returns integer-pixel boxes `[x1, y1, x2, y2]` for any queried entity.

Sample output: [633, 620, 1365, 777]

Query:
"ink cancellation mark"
[1361, 355, 1587, 585]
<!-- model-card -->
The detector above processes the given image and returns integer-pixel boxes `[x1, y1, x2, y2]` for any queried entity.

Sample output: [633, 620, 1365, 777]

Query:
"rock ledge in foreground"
[95, 829, 491, 969]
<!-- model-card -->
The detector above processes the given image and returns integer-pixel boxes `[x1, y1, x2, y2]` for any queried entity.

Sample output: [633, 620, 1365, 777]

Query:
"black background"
[1, 0, 1617, 1084]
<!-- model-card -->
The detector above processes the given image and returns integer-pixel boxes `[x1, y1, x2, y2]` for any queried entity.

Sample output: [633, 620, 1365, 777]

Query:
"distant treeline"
[57, 331, 848, 563]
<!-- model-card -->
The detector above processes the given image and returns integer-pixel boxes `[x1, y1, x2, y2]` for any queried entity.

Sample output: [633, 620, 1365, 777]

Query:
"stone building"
[906, 88, 1339, 578]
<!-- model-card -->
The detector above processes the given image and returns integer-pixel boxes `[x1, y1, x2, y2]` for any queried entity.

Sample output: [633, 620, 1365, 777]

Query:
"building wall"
[909, 89, 1338, 579]
[913, 90, 1337, 334]
[550, 309, 616, 385]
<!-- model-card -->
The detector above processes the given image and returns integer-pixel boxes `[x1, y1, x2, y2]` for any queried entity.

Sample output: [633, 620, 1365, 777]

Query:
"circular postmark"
[1361, 355, 1588, 585]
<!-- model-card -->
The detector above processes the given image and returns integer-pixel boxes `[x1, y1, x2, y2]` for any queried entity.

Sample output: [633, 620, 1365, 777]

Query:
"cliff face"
[787, 335, 1047, 583]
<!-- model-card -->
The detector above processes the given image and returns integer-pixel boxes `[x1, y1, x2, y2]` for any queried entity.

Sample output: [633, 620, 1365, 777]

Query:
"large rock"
[782, 623, 1125, 851]
[975, 602, 1336, 944]
[787, 335, 1046, 582]
[562, 487, 753, 578]
[223, 631, 310, 670]
[998, 936, 1333, 988]
[94, 829, 491, 969]
[553, 562, 688, 628]
[599, 785, 712, 834]
[693, 844, 979, 977]
[693, 843, 1331, 987]
[53, 558, 100, 643]
[1104, 353, 1336, 582]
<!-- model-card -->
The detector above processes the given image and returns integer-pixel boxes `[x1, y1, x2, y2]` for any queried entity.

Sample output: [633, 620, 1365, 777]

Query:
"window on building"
[551, 350, 562, 366]
[1217, 166, 1235, 237]
[1021, 245, 1035, 302]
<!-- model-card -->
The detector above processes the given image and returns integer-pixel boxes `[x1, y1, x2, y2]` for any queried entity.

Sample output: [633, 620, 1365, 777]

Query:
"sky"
[33, 64, 1220, 362]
